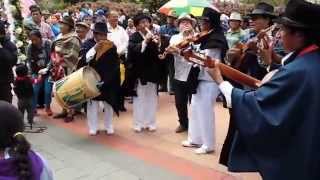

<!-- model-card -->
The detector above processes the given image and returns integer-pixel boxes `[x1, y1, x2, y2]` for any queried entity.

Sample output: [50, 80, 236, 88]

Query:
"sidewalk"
[24, 94, 261, 180]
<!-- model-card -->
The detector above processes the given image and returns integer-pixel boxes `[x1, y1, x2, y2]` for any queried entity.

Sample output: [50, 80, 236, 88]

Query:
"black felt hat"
[200, 7, 221, 28]
[248, 2, 276, 18]
[92, 22, 109, 34]
[133, 13, 152, 26]
[274, 0, 320, 30]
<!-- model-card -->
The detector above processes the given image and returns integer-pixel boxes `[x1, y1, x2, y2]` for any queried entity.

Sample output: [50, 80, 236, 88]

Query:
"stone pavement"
[27, 121, 189, 180]
[21, 94, 261, 180]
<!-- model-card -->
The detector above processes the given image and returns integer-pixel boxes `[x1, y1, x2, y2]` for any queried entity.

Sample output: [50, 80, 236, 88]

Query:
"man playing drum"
[78, 22, 121, 136]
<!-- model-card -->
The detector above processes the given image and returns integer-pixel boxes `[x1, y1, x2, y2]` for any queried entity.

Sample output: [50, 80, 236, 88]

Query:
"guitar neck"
[189, 53, 261, 88]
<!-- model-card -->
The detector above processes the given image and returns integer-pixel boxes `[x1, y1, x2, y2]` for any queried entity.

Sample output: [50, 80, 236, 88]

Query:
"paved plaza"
[23, 94, 261, 180]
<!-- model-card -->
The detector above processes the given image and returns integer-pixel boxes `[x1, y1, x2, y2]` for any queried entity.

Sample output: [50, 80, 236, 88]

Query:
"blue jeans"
[32, 75, 53, 111]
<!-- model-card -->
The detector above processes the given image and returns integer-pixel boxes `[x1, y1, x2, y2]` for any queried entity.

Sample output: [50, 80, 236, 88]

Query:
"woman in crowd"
[26, 30, 53, 116]
[0, 101, 53, 180]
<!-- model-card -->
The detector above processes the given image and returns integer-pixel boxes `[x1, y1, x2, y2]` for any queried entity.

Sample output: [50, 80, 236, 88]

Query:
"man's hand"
[257, 36, 273, 65]
[145, 32, 153, 43]
[38, 68, 49, 75]
[166, 46, 180, 54]
[95, 42, 104, 51]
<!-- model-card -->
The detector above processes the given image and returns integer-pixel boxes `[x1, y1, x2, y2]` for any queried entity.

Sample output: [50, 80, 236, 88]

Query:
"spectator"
[0, 101, 53, 180]
[225, 12, 246, 48]
[29, 5, 54, 40]
[107, 10, 129, 112]
[126, 18, 136, 37]
[0, 21, 17, 103]
[50, 14, 61, 38]
[119, 9, 128, 27]
[13, 64, 34, 127]
[76, 22, 91, 43]
[26, 30, 53, 116]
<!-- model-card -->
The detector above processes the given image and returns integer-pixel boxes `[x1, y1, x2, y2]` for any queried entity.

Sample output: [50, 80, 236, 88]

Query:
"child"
[0, 101, 53, 180]
[14, 64, 34, 127]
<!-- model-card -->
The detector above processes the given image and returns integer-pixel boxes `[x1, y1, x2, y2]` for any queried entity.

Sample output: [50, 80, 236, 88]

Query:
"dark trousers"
[219, 109, 236, 166]
[18, 97, 34, 125]
[0, 84, 12, 103]
[167, 58, 175, 92]
[173, 80, 191, 129]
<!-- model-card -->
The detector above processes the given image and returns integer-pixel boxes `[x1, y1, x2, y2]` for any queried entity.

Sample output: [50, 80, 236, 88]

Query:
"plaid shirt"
[37, 21, 54, 40]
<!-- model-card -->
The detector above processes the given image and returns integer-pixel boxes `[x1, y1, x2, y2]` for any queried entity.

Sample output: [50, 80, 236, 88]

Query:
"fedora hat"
[59, 16, 75, 29]
[274, 0, 320, 30]
[200, 7, 221, 28]
[76, 22, 90, 29]
[133, 13, 152, 26]
[248, 2, 276, 18]
[92, 22, 109, 34]
[229, 12, 242, 21]
[177, 13, 196, 27]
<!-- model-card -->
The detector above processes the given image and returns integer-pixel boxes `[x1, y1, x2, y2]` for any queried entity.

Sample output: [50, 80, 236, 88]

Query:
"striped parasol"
[159, 0, 212, 17]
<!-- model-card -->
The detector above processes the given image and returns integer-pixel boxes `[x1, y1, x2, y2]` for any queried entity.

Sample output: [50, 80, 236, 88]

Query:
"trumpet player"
[126, 13, 163, 132]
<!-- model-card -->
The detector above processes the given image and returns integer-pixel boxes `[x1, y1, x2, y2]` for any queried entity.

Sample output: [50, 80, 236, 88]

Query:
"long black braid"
[0, 101, 33, 180]
[12, 134, 33, 180]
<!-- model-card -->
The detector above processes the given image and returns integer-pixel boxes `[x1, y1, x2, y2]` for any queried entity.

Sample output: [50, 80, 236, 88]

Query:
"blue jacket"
[227, 49, 320, 180]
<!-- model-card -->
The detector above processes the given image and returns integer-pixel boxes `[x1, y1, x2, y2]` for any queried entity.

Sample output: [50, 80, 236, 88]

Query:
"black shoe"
[53, 112, 68, 119]
[175, 126, 187, 133]
[64, 116, 74, 123]
[119, 107, 127, 112]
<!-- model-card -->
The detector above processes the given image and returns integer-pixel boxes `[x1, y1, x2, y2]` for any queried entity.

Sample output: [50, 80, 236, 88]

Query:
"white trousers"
[188, 81, 220, 150]
[133, 81, 158, 128]
[87, 100, 113, 133]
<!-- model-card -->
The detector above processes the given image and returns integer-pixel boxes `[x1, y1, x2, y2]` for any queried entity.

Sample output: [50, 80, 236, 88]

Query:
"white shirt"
[198, 48, 222, 81]
[119, 15, 126, 24]
[107, 23, 129, 55]
[170, 33, 193, 82]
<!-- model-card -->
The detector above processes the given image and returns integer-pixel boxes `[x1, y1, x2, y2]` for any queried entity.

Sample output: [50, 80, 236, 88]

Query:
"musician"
[236, 2, 277, 80]
[52, 16, 81, 122]
[181, 7, 228, 154]
[126, 13, 162, 132]
[166, 13, 198, 133]
[220, 2, 281, 165]
[78, 22, 120, 136]
[209, 0, 320, 179]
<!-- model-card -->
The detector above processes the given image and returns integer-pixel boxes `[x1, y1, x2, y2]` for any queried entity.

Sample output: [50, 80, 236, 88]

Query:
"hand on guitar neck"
[181, 49, 262, 88]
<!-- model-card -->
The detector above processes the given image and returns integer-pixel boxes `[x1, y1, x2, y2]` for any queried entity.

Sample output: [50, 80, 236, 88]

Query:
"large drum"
[54, 66, 101, 109]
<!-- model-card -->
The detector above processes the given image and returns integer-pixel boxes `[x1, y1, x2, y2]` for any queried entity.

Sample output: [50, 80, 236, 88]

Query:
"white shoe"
[181, 140, 199, 148]
[195, 147, 214, 154]
[106, 127, 114, 135]
[89, 130, 97, 136]
[133, 126, 142, 133]
[147, 125, 157, 132]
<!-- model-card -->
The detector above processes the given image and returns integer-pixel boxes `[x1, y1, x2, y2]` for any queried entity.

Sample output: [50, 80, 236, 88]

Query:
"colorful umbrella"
[159, 0, 211, 17]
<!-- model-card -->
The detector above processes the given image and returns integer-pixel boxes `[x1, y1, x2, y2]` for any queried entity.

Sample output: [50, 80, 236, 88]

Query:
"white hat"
[229, 12, 242, 21]
[177, 13, 196, 27]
